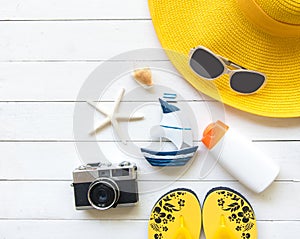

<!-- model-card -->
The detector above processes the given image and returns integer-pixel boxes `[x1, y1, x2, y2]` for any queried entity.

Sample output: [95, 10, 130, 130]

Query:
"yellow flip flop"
[148, 188, 201, 239]
[203, 187, 257, 239]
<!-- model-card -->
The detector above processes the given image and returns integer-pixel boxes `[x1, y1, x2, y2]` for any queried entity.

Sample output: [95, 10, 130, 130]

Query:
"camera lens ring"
[87, 178, 120, 210]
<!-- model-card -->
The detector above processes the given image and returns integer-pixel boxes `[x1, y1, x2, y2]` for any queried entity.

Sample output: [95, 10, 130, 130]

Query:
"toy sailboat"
[141, 99, 198, 167]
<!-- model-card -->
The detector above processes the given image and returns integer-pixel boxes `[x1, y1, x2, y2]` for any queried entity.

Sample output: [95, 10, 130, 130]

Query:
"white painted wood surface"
[0, 1, 299, 238]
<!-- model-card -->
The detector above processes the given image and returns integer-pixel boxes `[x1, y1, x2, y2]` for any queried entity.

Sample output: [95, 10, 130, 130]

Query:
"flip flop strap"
[173, 215, 193, 239]
[212, 215, 239, 239]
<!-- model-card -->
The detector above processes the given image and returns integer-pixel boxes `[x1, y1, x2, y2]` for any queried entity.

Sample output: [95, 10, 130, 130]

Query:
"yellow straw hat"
[148, 0, 300, 118]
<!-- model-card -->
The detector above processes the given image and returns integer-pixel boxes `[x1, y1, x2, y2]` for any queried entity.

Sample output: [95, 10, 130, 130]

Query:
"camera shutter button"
[119, 161, 131, 167]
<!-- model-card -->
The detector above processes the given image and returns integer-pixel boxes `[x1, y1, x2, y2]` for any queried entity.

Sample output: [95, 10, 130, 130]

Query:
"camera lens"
[88, 178, 120, 210]
[98, 189, 108, 202]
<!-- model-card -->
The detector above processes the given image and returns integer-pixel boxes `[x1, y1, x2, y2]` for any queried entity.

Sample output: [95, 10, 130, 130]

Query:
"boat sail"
[141, 99, 198, 167]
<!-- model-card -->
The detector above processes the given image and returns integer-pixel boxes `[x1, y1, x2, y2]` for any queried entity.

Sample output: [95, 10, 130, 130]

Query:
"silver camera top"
[77, 161, 133, 170]
[73, 161, 137, 184]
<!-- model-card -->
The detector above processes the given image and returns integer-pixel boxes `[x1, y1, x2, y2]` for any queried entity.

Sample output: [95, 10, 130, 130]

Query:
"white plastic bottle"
[201, 120, 280, 193]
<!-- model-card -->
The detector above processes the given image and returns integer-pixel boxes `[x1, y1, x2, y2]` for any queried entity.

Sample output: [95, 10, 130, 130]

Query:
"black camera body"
[72, 161, 138, 210]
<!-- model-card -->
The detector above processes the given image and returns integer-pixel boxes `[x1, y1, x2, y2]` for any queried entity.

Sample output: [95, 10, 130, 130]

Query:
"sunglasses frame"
[188, 46, 267, 95]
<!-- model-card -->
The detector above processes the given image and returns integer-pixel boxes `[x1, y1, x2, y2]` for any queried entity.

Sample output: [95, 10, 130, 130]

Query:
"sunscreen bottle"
[202, 120, 280, 193]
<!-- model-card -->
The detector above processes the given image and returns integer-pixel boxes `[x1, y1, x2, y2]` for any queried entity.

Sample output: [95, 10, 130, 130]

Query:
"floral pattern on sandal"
[149, 191, 187, 239]
[216, 190, 255, 238]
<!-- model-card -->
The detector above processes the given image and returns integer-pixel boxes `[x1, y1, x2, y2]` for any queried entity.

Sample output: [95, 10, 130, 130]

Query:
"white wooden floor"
[0, 1, 299, 238]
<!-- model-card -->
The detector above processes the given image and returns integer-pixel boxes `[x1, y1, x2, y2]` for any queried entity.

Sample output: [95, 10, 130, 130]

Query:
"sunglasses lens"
[190, 48, 224, 79]
[230, 71, 265, 94]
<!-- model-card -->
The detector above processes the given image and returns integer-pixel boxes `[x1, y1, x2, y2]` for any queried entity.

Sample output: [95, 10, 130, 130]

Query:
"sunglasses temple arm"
[218, 55, 247, 70]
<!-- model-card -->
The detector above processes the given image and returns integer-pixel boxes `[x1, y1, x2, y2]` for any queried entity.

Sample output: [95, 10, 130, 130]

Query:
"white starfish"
[87, 88, 144, 144]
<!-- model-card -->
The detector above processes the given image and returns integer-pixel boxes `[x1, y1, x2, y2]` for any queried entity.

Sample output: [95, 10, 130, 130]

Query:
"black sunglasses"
[189, 46, 266, 94]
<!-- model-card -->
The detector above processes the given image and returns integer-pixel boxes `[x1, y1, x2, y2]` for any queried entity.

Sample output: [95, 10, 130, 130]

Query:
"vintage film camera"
[72, 161, 138, 210]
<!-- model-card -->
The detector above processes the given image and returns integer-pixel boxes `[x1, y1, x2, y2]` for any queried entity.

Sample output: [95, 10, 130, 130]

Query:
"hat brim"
[149, 0, 300, 118]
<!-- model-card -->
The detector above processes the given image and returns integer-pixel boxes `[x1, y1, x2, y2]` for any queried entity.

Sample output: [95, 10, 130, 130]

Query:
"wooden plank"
[0, 102, 299, 140]
[0, 0, 150, 20]
[0, 181, 298, 220]
[0, 21, 162, 61]
[0, 62, 99, 101]
[0, 62, 206, 101]
[0, 141, 299, 181]
[0, 220, 299, 239]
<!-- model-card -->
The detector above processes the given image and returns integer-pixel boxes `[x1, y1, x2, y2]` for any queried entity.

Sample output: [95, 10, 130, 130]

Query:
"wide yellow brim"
[149, 0, 300, 118]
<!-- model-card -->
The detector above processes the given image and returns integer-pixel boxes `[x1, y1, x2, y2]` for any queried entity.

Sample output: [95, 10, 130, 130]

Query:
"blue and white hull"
[141, 146, 198, 167]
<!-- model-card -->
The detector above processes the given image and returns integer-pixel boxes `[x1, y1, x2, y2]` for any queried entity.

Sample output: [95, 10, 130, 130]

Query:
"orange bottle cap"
[202, 120, 229, 149]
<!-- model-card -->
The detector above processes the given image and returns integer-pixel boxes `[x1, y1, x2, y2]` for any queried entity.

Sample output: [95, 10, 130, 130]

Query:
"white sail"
[150, 125, 183, 150]
[162, 127, 183, 150]
[150, 98, 194, 150]
[160, 111, 193, 149]
[182, 129, 193, 147]
[160, 111, 184, 129]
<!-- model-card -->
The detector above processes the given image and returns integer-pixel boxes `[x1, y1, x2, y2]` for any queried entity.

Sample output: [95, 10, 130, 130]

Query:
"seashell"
[132, 68, 153, 89]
